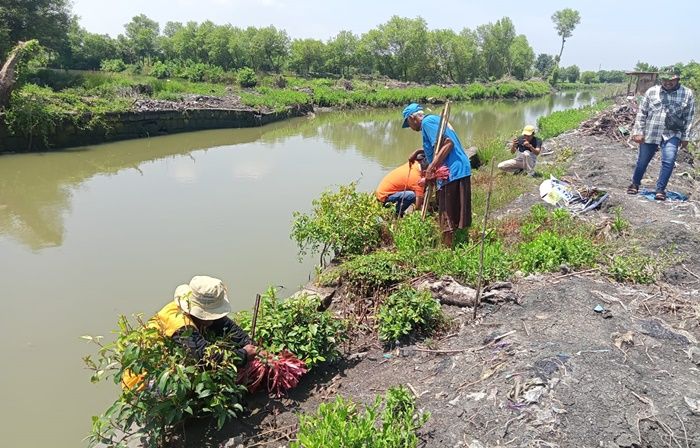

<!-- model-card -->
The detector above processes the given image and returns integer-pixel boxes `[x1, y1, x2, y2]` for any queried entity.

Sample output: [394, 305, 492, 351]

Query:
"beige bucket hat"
[174, 275, 231, 320]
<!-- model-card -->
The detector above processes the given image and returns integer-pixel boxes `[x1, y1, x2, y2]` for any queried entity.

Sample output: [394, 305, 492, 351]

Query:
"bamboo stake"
[473, 157, 496, 320]
[250, 293, 262, 342]
[421, 101, 451, 219]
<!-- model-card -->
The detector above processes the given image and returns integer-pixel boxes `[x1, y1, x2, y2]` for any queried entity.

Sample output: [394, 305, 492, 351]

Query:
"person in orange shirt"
[375, 155, 426, 216]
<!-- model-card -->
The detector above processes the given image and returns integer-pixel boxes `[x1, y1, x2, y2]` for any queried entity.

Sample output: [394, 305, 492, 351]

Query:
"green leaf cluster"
[514, 205, 598, 273]
[234, 288, 347, 369]
[292, 386, 429, 448]
[607, 250, 659, 284]
[418, 240, 514, 285]
[237, 67, 257, 87]
[100, 58, 127, 72]
[83, 316, 246, 447]
[377, 287, 443, 342]
[338, 251, 413, 296]
[391, 213, 440, 255]
[291, 182, 392, 259]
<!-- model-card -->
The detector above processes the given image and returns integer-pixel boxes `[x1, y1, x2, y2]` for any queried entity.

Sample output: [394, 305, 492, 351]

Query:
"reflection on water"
[0, 91, 594, 448]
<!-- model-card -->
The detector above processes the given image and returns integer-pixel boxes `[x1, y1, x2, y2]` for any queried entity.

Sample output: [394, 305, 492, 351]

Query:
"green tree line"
[2, 1, 572, 83]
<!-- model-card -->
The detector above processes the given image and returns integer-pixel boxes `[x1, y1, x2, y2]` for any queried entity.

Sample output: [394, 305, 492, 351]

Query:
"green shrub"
[83, 316, 246, 447]
[377, 287, 443, 342]
[520, 205, 586, 240]
[607, 251, 658, 284]
[100, 58, 127, 72]
[292, 386, 429, 448]
[4, 84, 61, 149]
[340, 251, 412, 296]
[291, 182, 391, 259]
[391, 213, 440, 256]
[148, 61, 171, 79]
[496, 82, 518, 97]
[238, 67, 257, 87]
[611, 207, 630, 235]
[180, 62, 208, 82]
[418, 240, 514, 285]
[516, 230, 598, 273]
[234, 287, 347, 368]
[464, 82, 487, 99]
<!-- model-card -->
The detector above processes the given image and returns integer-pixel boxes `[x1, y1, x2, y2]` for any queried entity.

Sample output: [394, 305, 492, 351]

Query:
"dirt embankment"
[184, 125, 700, 448]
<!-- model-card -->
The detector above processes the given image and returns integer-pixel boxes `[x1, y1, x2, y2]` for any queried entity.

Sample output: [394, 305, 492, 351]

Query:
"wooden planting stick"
[421, 101, 451, 219]
[473, 156, 496, 320]
[250, 293, 262, 342]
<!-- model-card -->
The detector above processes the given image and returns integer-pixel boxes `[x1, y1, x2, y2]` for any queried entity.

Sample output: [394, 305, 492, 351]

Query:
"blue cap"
[402, 103, 423, 128]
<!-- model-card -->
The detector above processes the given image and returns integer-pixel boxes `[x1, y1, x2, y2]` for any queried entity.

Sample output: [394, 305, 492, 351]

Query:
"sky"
[71, 0, 699, 71]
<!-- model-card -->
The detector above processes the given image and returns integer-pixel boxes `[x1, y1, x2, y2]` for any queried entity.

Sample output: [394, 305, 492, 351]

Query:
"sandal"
[626, 184, 639, 195]
[654, 191, 666, 201]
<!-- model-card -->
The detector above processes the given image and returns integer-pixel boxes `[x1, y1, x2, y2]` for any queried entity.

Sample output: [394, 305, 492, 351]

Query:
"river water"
[0, 91, 593, 447]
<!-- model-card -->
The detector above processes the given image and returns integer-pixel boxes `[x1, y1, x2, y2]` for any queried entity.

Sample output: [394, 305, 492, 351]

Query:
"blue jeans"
[632, 137, 680, 192]
[385, 191, 416, 216]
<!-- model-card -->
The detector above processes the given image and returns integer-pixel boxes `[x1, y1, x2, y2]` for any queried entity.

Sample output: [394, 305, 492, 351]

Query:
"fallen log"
[414, 275, 518, 307]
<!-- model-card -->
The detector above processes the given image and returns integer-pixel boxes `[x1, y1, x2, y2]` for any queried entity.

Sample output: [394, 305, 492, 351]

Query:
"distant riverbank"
[1, 71, 558, 152]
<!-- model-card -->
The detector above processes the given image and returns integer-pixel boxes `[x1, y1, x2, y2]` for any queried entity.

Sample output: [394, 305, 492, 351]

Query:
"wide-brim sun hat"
[175, 275, 231, 320]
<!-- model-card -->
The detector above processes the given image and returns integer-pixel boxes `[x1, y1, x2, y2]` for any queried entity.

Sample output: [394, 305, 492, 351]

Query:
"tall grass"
[537, 100, 611, 139]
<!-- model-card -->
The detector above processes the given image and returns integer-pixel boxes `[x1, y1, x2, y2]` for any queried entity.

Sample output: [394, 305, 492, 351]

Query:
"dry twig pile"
[579, 99, 638, 147]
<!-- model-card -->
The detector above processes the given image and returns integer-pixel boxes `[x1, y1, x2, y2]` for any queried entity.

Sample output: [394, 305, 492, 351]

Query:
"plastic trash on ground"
[539, 176, 609, 214]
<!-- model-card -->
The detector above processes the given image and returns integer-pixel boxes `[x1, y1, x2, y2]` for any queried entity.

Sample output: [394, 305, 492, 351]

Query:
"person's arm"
[680, 92, 695, 148]
[408, 148, 425, 163]
[510, 138, 518, 154]
[412, 165, 425, 209]
[426, 138, 454, 177]
[527, 138, 542, 156]
[632, 93, 650, 143]
[171, 325, 218, 362]
[415, 194, 424, 210]
[212, 317, 256, 365]
[172, 318, 255, 366]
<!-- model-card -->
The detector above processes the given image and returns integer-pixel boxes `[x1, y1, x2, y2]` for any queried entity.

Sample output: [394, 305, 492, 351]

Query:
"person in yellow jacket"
[122, 275, 257, 390]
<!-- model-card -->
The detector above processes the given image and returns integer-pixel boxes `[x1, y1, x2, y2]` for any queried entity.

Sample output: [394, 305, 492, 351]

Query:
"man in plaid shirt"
[628, 67, 695, 200]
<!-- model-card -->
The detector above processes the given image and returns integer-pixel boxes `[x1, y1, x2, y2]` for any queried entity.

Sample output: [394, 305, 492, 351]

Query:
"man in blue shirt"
[402, 103, 472, 246]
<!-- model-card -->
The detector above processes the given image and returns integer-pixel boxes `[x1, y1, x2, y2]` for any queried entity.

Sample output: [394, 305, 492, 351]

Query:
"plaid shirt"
[632, 84, 695, 144]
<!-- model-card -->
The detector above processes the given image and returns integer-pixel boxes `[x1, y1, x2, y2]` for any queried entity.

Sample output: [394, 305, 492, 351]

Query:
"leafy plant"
[516, 230, 598, 273]
[291, 386, 429, 448]
[234, 287, 347, 369]
[339, 251, 412, 296]
[237, 67, 258, 87]
[377, 287, 443, 342]
[411, 237, 513, 286]
[291, 182, 391, 260]
[4, 83, 128, 149]
[611, 207, 630, 235]
[391, 213, 440, 256]
[555, 146, 575, 164]
[83, 316, 247, 447]
[100, 58, 127, 72]
[607, 251, 658, 284]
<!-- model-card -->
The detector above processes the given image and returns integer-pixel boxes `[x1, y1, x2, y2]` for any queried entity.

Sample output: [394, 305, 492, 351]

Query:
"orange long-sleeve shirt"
[375, 162, 424, 202]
